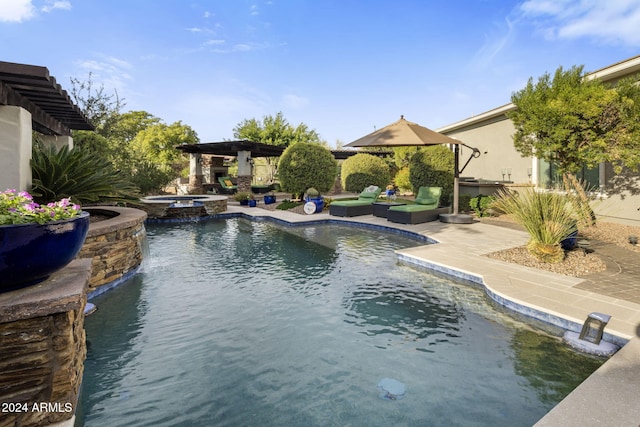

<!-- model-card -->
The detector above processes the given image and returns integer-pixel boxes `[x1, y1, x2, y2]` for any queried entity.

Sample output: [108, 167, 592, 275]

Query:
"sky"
[1, 0, 640, 147]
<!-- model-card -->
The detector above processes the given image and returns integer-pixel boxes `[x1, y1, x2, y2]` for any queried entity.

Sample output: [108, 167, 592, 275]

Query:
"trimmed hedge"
[409, 146, 454, 205]
[341, 153, 391, 192]
[278, 143, 337, 195]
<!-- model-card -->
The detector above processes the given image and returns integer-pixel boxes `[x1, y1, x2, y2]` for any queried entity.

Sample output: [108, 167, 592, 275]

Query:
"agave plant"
[30, 142, 139, 205]
[491, 188, 578, 263]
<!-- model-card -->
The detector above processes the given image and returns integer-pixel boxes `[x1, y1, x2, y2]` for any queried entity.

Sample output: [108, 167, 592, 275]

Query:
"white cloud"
[519, 0, 640, 46]
[282, 94, 309, 109]
[41, 0, 71, 13]
[205, 39, 225, 45]
[0, 0, 35, 22]
[470, 17, 515, 70]
[0, 0, 71, 23]
[74, 56, 133, 96]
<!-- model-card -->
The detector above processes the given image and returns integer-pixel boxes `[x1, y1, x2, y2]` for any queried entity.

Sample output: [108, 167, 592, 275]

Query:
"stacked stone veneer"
[236, 175, 252, 193]
[79, 207, 147, 293]
[0, 259, 92, 427]
[139, 195, 227, 220]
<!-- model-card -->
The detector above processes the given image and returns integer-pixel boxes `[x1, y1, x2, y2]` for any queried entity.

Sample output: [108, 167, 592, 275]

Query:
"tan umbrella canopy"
[345, 115, 461, 147]
[345, 116, 479, 223]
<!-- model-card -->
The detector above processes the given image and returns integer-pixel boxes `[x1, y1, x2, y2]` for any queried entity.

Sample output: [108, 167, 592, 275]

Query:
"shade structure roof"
[176, 140, 392, 159]
[345, 115, 460, 147]
[176, 140, 286, 157]
[0, 61, 94, 136]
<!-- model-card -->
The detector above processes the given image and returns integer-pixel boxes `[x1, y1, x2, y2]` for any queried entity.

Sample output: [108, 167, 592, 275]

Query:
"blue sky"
[1, 1, 639, 146]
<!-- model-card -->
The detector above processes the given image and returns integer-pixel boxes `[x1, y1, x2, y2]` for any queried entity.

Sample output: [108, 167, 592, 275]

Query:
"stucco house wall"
[437, 56, 640, 226]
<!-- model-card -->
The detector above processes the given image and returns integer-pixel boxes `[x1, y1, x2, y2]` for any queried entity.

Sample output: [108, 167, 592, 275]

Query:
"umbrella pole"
[440, 144, 473, 224]
[453, 144, 459, 216]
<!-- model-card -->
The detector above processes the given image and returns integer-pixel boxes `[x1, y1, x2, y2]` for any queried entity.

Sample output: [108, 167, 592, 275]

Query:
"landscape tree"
[508, 65, 640, 224]
[69, 72, 124, 138]
[233, 112, 323, 182]
[70, 75, 199, 194]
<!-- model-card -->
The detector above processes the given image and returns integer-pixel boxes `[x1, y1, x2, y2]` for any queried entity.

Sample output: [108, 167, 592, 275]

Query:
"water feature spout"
[578, 312, 610, 345]
[563, 312, 619, 356]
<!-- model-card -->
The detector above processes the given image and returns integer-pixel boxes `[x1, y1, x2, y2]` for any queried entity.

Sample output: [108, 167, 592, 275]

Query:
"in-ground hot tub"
[140, 195, 227, 219]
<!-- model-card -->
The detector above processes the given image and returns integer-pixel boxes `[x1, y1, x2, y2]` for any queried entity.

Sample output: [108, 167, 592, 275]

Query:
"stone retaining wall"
[0, 259, 91, 427]
[79, 207, 147, 293]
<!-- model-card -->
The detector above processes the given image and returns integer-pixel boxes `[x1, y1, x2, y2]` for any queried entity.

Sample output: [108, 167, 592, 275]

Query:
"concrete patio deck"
[227, 202, 640, 426]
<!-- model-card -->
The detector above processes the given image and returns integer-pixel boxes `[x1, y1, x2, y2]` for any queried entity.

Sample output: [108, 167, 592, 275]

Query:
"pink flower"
[18, 191, 32, 200]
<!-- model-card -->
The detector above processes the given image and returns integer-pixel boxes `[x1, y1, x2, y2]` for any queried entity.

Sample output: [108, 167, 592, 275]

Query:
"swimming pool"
[76, 218, 603, 426]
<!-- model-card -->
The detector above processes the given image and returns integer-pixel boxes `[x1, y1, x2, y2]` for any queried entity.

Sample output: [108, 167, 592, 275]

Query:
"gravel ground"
[485, 216, 640, 277]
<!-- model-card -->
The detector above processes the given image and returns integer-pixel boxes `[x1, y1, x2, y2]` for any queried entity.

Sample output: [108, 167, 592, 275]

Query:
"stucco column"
[0, 105, 32, 191]
[41, 134, 74, 150]
[236, 150, 252, 193]
[188, 153, 203, 194]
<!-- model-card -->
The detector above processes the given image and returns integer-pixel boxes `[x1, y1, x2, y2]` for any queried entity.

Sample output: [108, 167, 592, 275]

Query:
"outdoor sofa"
[387, 186, 446, 224]
[329, 186, 382, 217]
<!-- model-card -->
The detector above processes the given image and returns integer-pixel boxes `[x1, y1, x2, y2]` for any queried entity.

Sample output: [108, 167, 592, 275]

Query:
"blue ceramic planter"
[306, 197, 324, 213]
[264, 195, 276, 205]
[0, 211, 90, 292]
[561, 231, 578, 250]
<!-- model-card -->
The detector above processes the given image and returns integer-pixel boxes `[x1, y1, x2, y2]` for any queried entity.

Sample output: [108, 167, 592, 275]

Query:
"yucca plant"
[31, 142, 139, 205]
[491, 188, 578, 263]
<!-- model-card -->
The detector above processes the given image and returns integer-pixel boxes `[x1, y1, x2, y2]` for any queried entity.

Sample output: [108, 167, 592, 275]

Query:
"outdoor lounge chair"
[218, 176, 237, 194]
[329, 186, 382, 217]
[387, 186, 447, 224]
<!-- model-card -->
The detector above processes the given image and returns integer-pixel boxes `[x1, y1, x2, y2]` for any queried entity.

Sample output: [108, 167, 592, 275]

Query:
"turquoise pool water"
[76, 218, 603, 426]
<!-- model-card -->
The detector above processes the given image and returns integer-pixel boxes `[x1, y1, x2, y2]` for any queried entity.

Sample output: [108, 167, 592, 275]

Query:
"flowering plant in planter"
[0, 189, 89, 291]
[0, 189, 81, 225]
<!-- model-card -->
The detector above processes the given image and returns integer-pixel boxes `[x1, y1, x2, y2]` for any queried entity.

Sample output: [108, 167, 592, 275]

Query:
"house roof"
[0, 61, 94, 136]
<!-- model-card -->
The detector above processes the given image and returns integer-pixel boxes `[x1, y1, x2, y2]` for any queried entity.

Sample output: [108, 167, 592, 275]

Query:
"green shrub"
[31, 142, 139, 205]
[469, 195, 494, 217]
[409, 146, 454, 205]
[233, 191, 252, 202]
[341, 153, 391, 192]
[490, 189, 578, 263]
[457, 194, 472, 213]
[130, 160, 175, 195]
[278, 143, 337, 195]
[276, 199, 303, 210]
[393, 166, 412, 193]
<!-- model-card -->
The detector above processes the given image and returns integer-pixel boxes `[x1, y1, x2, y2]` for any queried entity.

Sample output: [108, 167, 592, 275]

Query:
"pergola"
[0, 61, 93, 191]
[0, 61, 93, 136]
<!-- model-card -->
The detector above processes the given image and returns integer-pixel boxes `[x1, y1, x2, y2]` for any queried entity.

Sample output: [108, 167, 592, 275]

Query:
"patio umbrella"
[345, 116, 478, 223]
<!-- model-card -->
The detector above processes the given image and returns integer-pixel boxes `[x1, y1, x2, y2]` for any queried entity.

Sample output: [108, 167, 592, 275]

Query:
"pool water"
[76, 219, 603, 426]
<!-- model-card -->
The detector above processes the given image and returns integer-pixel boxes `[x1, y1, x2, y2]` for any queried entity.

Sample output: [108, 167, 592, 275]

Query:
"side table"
[372, 202, 406, 218]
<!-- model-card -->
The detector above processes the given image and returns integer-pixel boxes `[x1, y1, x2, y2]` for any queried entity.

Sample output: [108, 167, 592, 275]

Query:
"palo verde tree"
[233, 112, 323, 182]
[507, 65, 640, 225]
